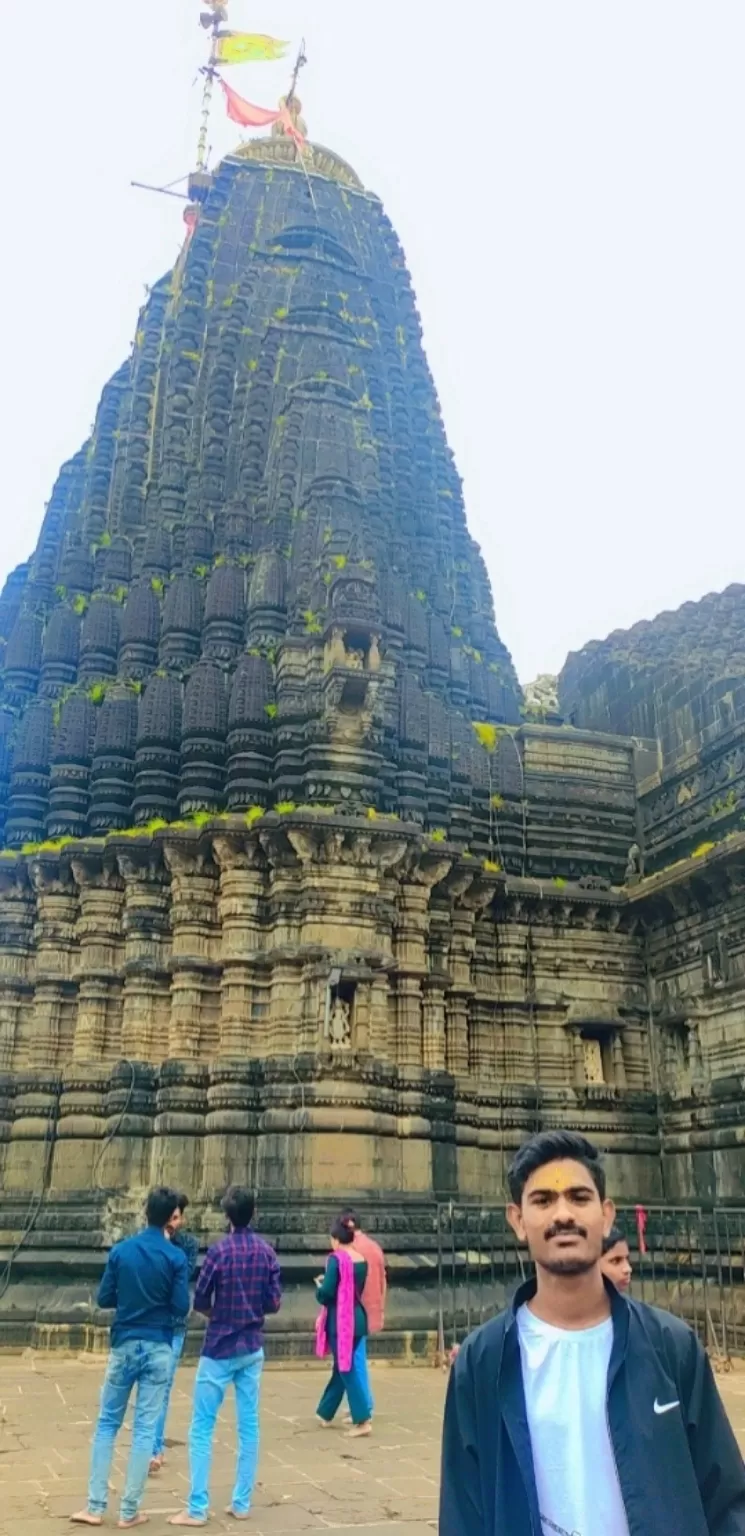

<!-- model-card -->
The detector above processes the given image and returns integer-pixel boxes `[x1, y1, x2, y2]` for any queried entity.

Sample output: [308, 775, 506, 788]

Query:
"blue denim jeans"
[187, 1349, 264, 1520]
[152, 1330, 186, 1458]
[88, 1339, 172, 1521]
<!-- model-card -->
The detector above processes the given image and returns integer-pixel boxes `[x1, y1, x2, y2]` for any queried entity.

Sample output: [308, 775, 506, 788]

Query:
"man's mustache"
[544, 1221, 588, 1241]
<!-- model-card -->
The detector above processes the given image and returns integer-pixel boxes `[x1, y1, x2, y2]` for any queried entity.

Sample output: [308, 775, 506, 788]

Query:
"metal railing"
[436, 1202, 745, 1364]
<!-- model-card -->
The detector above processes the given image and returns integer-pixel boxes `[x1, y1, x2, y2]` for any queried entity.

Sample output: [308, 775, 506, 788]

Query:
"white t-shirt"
[516, 1303, 630, 1536]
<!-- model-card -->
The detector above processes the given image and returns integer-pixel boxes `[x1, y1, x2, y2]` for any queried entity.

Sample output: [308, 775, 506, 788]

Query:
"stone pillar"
[446, 899, 477, 1078]
[368, 973, 392, 1059]
[568, 1026, 585, 1088]
[7, 864, 66, 1186]
[0, 862, 59, 1192]
[27, 857, 79, 1072]
[0, 860, 35, 1072]
[52, 853, 124, 1185]
[445, 993, 470, 1077]
[205, 832, 267, 1199]
[395, 973, 423, 1069]
[213, 832, 267, 1058]
[70, 853, 124, 1061]
[117, 846, 172, 1063]
[422, 979, 446, 1072]
[163, 839, 219, 1061]
[611, 1030, 627, 1089]
[472, 1000, 500, 1079]
[153, 1059, 210, 1192]
[395, 865, 446, 1068]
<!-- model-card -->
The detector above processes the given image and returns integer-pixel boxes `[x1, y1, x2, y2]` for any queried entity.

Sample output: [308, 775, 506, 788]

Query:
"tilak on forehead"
[533, 1162, 591, 1193]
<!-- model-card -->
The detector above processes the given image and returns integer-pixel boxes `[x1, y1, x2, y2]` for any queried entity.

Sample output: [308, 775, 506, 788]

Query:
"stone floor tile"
[1, 1357, 742, 1531]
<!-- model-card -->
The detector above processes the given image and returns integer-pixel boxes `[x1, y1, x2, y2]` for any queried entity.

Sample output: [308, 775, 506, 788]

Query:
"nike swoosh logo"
[654, 1398, 680, 1415]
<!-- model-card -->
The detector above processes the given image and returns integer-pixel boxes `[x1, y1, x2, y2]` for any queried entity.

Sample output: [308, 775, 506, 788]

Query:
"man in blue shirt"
[72, 1186, 190, 1530]
[150, 1193, 200, 1474]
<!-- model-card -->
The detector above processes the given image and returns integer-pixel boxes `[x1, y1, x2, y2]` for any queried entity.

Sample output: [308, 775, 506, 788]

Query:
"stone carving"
[523, 674, 559, 718]
[329, 995, 352, 1049]
[625, 843, 643, 883]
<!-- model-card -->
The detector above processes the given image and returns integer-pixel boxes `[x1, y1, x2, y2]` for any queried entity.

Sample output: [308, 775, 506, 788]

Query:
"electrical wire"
[92, 1059, 137, 1188]
[0, 1058, 137, 1305]
[0, 1107, 57, 1303]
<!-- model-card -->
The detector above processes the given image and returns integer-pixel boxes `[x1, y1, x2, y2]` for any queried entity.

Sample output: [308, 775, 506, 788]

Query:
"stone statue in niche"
[346, 648, 365, 671]
[705, 937, 730, 987]
[329, 994, 352, 1048]
[625, 842, 644, 883]
[325, 628, 347, 670]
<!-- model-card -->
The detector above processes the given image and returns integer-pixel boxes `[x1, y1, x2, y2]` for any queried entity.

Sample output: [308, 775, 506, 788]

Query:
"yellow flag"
[214, 32, 289, 65]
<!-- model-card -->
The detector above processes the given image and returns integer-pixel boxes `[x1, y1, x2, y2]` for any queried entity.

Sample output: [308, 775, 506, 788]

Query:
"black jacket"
[440, 1277, 745, 1535]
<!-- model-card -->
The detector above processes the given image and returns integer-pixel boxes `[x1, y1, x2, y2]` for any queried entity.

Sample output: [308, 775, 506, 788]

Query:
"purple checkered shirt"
[194, 1228, 282, 1359]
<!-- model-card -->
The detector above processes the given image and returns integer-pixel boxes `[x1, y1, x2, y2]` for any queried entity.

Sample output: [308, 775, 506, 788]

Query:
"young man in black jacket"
[440, 1130, 745, 1536]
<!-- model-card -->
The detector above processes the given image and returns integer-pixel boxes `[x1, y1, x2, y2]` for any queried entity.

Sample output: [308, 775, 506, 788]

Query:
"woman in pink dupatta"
[314, 1216, 372, 1437]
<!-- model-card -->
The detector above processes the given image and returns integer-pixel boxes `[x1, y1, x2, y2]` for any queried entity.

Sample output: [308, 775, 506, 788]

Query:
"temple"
[1, 104, 744, 1349]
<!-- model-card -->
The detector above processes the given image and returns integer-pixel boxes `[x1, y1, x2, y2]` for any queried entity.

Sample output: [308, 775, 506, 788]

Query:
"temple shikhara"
[1, 22, 745, 1347]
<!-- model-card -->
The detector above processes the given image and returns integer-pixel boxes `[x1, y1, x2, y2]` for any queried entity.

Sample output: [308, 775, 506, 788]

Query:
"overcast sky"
[1, 2, 743, 682]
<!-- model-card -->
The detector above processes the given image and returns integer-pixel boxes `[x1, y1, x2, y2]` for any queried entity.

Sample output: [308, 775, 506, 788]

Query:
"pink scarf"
[315, 1247, 356, 1372]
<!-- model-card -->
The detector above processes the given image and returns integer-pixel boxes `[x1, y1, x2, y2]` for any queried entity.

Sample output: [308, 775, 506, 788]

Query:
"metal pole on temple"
[286, 38, 308, 112]
[196, 1, 228, 171]
[283, 40, 317, 211]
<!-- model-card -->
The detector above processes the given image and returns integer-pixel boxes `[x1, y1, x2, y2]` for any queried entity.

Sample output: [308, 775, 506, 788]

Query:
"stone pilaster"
[422, 978, 446, 1071]
[0, 860, 35, 1072]
[213, 831, 267, 1058]
[393, 856, 450, 1069]
[163, 838, 219, 1060]
[69, 851, 124, 1062]
[27, 857, 79, 1072]
[116, 844, 172, 1063]
[444, 889, 476, 1078]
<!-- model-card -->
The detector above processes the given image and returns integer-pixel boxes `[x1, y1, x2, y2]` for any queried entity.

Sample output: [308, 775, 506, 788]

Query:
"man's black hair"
[145, 1186, 181, 1228]
[222, 1185, 255, 1230]
[507, 1130, 606, 1204]
[340, 1207, 361, 1230]
[603, 1224, 627, 1254]
[176, 1192, 189, 1213]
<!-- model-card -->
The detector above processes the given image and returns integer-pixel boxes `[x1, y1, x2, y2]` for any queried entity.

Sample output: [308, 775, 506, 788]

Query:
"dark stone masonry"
[1, 111, 745, 1349]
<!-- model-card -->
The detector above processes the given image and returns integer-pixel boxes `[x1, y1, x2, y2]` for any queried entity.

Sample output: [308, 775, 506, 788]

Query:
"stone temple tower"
[8, 109, 742, 1347]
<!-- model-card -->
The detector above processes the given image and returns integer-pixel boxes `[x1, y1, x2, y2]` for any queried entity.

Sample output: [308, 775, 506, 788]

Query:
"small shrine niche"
[703, 936, 730, 989]
[324, 626, 381, 711]
[326, 977, 356, 1050]
[660, 1018, 692, 1097]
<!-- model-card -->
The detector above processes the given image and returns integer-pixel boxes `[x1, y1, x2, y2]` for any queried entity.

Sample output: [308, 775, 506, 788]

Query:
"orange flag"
[218, 78, 306, 149]
[219, 77, 281, 127]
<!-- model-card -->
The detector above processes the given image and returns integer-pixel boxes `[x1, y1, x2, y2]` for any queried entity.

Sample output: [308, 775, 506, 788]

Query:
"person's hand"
[314, 1274, 324, 1286]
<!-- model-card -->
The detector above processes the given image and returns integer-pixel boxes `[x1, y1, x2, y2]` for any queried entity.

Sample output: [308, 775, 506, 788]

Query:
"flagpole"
[196, 42, 217, 171]
[286, 38, 307, 113]
[196, 2, 226, 172]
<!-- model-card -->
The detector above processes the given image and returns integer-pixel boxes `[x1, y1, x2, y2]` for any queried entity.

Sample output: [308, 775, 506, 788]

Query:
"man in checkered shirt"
[170, 1186, 282, 1527]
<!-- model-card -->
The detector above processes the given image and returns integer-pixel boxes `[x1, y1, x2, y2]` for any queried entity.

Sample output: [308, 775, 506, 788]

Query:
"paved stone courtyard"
[0, 1356, 442, 1535]
[2, 1354, 745, 1535]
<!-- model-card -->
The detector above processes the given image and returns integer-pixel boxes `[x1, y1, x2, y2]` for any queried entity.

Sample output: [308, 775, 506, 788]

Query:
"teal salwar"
[316, 1339, 370, 1424]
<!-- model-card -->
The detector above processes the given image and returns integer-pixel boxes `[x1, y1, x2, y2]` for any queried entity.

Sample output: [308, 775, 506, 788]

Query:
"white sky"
[1, 1, 743, 683]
